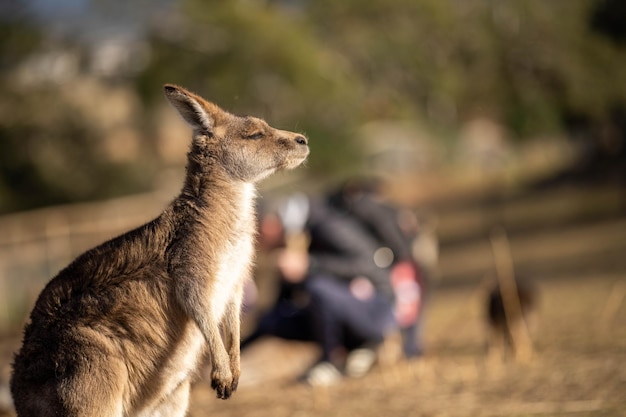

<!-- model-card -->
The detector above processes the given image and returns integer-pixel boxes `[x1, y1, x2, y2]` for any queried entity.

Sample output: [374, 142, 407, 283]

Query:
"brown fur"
[10, 84, 309, 416]
[485, 276, 538, 362]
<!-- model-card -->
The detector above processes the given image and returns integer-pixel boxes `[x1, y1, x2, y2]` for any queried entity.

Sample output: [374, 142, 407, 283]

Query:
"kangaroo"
[10, 84, 309, 416]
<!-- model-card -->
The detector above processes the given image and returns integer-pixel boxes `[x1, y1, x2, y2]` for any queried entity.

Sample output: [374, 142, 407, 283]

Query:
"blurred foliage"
[305, 0, 626, 136]
[1, 0, 625, 213]
[0, 84, 155, 213]
[135, 0, 365, 174]
[0, 3, 154, 213]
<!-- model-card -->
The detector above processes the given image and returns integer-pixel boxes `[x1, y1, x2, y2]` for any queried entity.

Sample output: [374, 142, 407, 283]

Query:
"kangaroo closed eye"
[246, 132, 264, 140]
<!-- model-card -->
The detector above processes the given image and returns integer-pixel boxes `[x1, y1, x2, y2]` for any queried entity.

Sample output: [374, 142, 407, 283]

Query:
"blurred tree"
[305, 0, 626, 139]
[135, 0, 366, 175]
[0, 85, 155, 213]
[0, 3, 41, 72]
[0, 3, 153, 214]
[2, 0, 626, 213]
[591, 0, 626, 45]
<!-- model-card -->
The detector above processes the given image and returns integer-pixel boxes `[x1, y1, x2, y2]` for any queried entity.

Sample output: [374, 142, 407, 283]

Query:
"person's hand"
[276, 248, 309, 283]
[350, 276, 375, 301]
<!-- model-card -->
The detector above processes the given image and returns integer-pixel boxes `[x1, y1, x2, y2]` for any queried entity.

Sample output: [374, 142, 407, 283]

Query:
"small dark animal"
[10, 84, 309, 416]
[486, 276, 538, 362]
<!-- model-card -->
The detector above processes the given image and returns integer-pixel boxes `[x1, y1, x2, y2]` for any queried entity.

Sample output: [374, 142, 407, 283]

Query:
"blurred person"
[243, 193, 395, 385]
[243, 179, 426, 385]
[327, 178, 426, 360]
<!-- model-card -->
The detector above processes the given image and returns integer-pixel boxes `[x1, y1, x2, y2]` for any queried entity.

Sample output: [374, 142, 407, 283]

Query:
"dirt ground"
[1, 275, 623, 417]
[186, 274, 626, 417]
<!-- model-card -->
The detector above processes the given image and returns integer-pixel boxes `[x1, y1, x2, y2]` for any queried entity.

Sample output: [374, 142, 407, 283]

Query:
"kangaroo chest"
[208, 183, 257, 320]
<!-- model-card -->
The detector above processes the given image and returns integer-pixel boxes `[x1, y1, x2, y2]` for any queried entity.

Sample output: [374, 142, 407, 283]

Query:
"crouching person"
[278, 195, 397, 385]
[244, 186, 424, 386]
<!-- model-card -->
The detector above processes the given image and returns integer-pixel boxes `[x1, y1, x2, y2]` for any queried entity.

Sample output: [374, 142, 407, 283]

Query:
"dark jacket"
[330, 192, 414, 262]
[305, 198, 395, 300]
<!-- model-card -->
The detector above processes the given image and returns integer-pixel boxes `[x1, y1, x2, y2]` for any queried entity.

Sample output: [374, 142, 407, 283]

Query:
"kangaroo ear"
[163, 84, 214, 132]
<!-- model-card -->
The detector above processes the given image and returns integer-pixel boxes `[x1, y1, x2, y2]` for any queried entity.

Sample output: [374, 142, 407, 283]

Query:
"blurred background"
[0, 0, 625, 416]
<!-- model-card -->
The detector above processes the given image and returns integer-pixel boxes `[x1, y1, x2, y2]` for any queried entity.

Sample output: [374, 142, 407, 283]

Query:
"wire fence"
[0, 192, 169, 333]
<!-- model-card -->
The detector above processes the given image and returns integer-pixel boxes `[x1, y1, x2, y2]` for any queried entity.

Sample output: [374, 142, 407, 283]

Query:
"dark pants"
[241, 292, 314, 349]
[400, 314, 424, 358]
[242, 274, 396, 361]
[305, 274, 396, 361]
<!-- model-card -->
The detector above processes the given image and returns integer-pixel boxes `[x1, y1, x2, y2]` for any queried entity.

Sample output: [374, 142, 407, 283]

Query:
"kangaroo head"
[164, 84, 309, 183]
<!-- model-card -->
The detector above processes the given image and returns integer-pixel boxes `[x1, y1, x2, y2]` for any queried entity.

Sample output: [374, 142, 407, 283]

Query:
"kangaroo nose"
[295, 135, 308, 145]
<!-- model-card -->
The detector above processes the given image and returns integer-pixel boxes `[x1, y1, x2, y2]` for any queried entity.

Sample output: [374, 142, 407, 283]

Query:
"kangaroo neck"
[175, 144, 257, 233]
[177, 160, 256, 220]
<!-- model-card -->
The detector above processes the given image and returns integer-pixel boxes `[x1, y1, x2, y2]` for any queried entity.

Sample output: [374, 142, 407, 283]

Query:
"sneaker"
[345, 348, 377, 378]
[303, 361, 342, 386]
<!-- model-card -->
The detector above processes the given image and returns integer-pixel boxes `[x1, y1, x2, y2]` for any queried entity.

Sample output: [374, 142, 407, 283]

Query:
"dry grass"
[187, 274, 625, 417]
[2, 274, 622, 416]
[0, 268, 623, 417]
